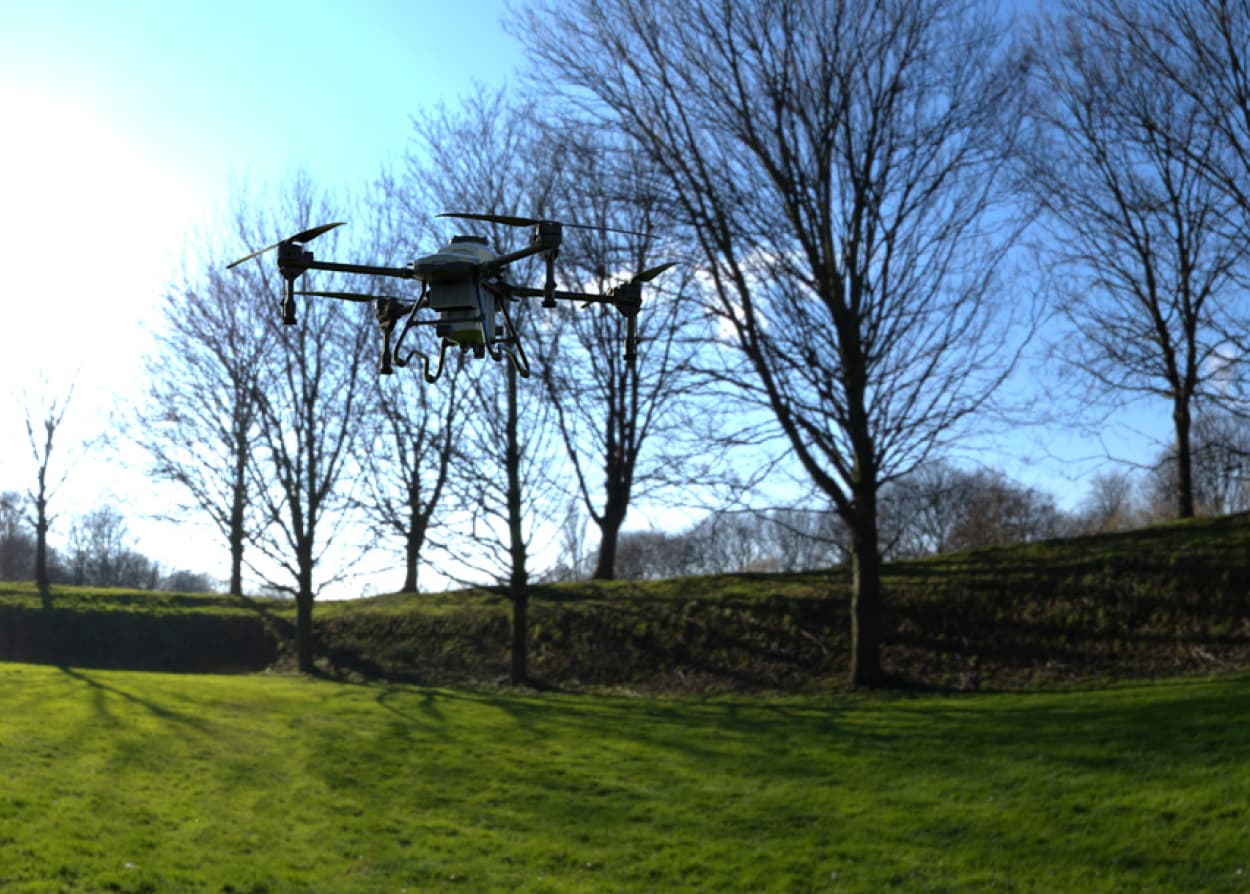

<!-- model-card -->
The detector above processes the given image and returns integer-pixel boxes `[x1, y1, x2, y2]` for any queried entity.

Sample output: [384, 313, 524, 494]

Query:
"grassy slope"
[0, 583, 285, 672]
[315, 514, 1250, 690]
[3, 513, 1249, 689]
[1, 663, 1247, 893]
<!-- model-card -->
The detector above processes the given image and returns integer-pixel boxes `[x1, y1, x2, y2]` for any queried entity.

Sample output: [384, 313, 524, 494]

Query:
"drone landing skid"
[394, 339, 449, 385]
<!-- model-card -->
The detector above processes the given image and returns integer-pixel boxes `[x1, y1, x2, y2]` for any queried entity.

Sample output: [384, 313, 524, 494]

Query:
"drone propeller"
[438, 212, 647, 238]
[581, 261, 679, 308]
[627, 261, 678, 285]
[226, 221, 346, 269]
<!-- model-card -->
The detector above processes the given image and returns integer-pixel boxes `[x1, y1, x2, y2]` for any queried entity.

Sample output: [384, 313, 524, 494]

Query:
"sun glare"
[0, 87, 193, 387]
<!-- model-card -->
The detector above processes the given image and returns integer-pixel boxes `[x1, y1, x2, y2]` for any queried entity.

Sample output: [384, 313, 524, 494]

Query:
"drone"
[226, 213, 675, 381]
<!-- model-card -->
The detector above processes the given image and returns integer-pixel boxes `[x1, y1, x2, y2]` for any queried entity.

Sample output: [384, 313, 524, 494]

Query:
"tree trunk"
[229, 453, 247, 596]
[848, 510, 884, 689]
[592, 498, 627, 581]
[505, 363, 529, 685]
[402, 522, 424, 593]
[510, 588, 528, 685]
[295, 548, 315, 673]
[1174, 398, 1195, 518]
[34, 494, 49, 608]
[847, 404, 884, 688]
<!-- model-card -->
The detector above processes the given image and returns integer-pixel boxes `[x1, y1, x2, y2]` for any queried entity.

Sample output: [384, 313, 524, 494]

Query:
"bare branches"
[1022, 0, 1250, 518]
[136, 247, 271, 595]
[20, 376, 76, 602]
[532, 130, 709, 578]
[517, 0, 1028, 686]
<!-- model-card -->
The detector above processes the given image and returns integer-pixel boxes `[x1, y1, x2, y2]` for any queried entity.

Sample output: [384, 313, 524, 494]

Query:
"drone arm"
[505, 283, 642, 360]
[295, 258, 419, 280]
[506, 285, 601, 303]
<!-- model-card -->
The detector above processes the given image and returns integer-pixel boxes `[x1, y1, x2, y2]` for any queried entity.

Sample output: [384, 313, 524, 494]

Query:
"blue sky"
[0, 0, 524, 587]
[0, 0, 1175, 589]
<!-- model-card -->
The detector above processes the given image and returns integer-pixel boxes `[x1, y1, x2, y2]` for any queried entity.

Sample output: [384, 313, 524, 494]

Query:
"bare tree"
[21, 379, 76, 604]
[1142, 407, 1250, 518]
[883, 460, 1068, 555]
[397, 86, 567, 684]
[230, 176, 372, 673]
[879, 460, 971, 558]
[136, 243, 270, 596]
[1190, 409, 1250, 514]
[1023, 0, 1249, 519]
[357, 369, 464, 593]
[517, 0, 1028, 686]
[64, 506, 162, 589]
[347, 180, 469, 595]
[534, 133, 707, 580]
[1075, 469, 1142, 534]
[943, 470, 1067, 552]
[0, 491, 35, 582]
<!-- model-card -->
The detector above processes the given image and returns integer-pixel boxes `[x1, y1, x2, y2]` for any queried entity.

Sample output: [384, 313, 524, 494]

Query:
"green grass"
[0, 581, 266, 616]
[1, 664, 1247, 892]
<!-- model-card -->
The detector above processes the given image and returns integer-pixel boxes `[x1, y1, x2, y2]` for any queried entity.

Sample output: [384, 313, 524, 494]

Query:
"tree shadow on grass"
[56, 665, 213, 733]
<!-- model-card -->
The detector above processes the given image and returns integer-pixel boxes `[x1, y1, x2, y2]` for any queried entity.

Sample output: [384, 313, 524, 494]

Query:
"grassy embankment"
[3, 512, 1250, 690]
[273, 511, 1250, 689]
[1, 663, 1247, 893]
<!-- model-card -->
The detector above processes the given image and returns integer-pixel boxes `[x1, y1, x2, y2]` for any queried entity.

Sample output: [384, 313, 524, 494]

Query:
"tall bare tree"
[21, 379, 75, 605]
[517, 0, 1028, 686]
[136, 248, 270, 596]
[230, 176, 372, 673]
[350, 180, 468, 594]
[1023, 0, 1249, 519]
[535, 134, 706, 579]
[397, 85, 565, 684]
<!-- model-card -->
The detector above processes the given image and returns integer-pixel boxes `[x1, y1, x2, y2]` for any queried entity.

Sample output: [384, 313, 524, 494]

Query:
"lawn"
[0, 664, 1247, 892]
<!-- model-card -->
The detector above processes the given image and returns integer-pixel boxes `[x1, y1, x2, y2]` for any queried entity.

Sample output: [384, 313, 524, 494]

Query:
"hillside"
[3, 513, 1249, 690]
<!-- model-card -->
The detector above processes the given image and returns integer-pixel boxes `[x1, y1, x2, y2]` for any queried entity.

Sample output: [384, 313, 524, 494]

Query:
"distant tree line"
[0, 493, 215, 592]
[580, 418, 1250, 579]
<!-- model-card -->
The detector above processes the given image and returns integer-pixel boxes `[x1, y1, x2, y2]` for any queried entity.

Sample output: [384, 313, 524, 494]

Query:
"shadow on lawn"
[55, 664, 214, 733]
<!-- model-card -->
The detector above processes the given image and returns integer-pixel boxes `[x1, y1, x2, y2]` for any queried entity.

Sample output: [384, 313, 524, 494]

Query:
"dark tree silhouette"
[137, 248, 270, 596]
[397, 86, 563, 683]
[22, 379, 75, 605]
[1022, 0, 1249, 519]
[517, 0, 1028, 686]
[534, 133, 705, 580]
[230, 176, 371, 673]
[352, 182, 468, 595]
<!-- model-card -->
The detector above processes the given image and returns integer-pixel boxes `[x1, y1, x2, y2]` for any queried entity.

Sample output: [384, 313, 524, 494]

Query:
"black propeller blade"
[438, 212, 647, 238]
[226, 221, 346, 269]
[582, 262, 678, 308]
[629, 262, 677, 284]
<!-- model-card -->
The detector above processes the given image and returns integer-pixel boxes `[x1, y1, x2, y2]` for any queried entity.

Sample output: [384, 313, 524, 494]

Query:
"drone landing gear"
[386, 286, 449, 384]
[492, 295, 530, 378]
